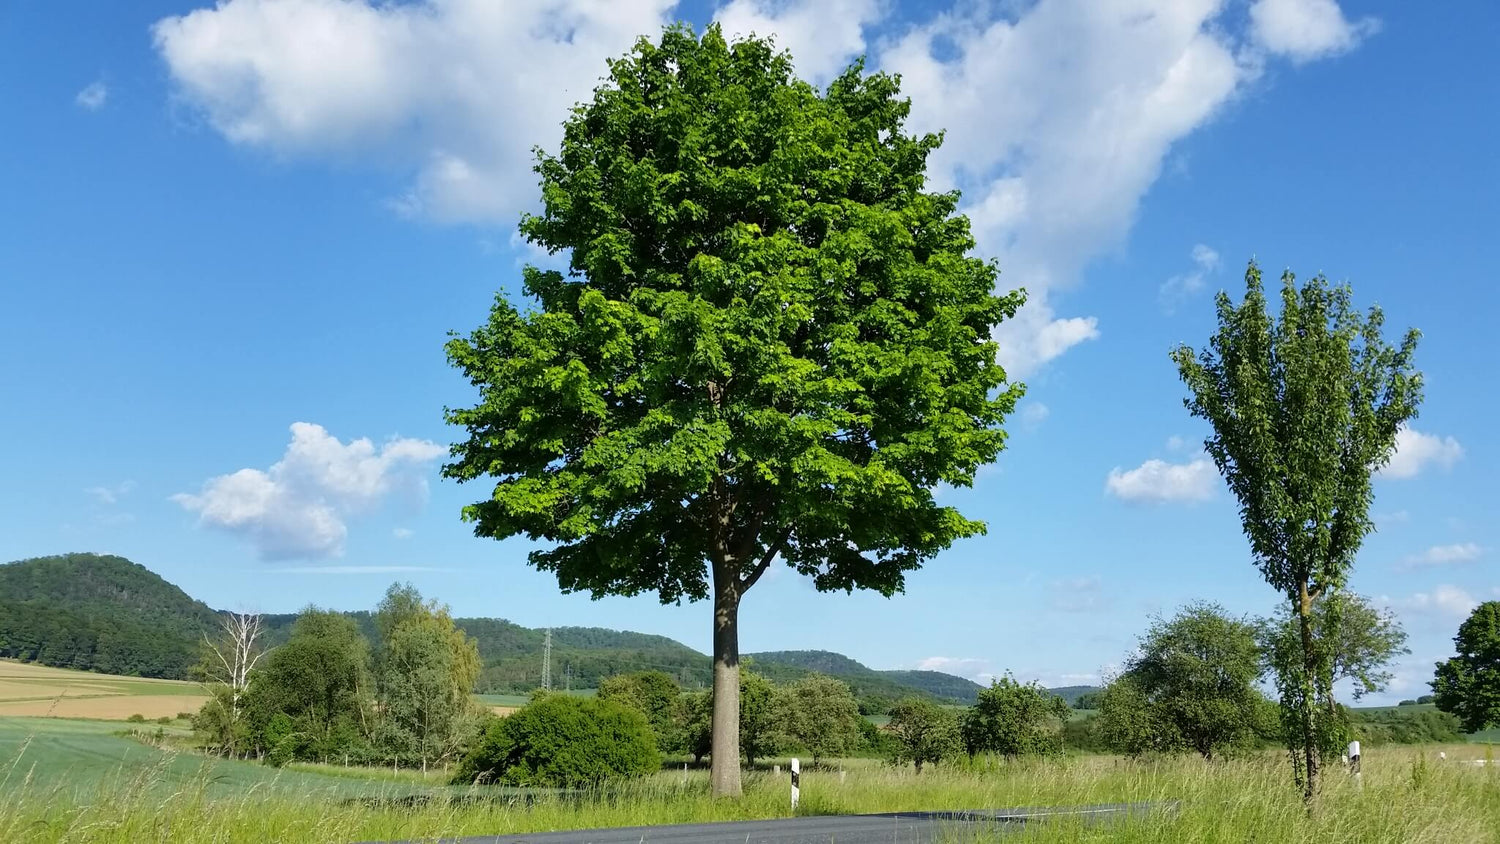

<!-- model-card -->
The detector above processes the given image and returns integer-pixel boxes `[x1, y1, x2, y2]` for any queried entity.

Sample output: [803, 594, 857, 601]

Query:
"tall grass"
[2, 744, 1496, 842]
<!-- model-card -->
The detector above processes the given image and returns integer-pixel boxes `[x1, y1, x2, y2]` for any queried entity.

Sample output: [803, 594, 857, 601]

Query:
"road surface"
[375, 802, 1173, 843]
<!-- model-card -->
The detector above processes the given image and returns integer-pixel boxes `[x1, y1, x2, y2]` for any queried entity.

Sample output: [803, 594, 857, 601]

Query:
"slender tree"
[444, 25, 1023, 796]
[1432, 601, 1500, 733]
[200, 611, 271, 736]
[1261, 590, 1409, 706]
[1173, 261, 1421, 799]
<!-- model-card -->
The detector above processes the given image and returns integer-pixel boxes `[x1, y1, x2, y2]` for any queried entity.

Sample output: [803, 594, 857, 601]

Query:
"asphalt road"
[378, 802, 1173, 843]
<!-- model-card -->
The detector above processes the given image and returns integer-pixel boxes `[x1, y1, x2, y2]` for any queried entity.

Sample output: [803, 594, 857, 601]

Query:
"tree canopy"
[443, 24, 1023, 796]
[886, 697, 961, 772]
[960, 675, 1068, 758]
[1172, 261, 1421, 798]
[1106, 602, 1270, 760]
[1432, 601, 1500, 733]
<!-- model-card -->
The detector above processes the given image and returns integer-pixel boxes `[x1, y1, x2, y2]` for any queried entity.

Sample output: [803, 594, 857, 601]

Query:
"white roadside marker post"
[1348, 740, 1362, 788]
[790, 758, 800, 811]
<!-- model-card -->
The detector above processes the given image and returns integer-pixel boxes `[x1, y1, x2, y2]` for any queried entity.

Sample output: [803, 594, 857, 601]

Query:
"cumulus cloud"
[1159, 243, 1220, 313]
[153, 0, 676, 222]
[1390, 585, 1480, 621]
[714, 0, 883, 84]
[1382, 425, 1464, 479]
[174, 422, 445, 560]
[1105, 457, 1217, 503]
[1400, 543, 1484, 570]
[75, 81, 108, 110]
[154, 0, 1370, 374]
[1248, 0, 1379, 63]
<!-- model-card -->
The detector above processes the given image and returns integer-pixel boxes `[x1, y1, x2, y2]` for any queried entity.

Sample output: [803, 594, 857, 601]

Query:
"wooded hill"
[0, 553, 1009, 709]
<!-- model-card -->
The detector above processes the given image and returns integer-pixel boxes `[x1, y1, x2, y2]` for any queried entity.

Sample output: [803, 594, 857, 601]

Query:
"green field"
[3, 724, 1497, 843]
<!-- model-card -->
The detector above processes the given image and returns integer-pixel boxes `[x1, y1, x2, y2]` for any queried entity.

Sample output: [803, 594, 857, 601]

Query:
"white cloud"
[880, 1, 1258, 375]
[1019, 400, 1050, 430]
[1159, 243, 1220, 312]
[154, 0, 1370, 374]
[1392, 585, 1480, 621]
[1165, 435, 1192, 453]
[174, 422, 445, 559]
[152, 0, 676, 222]
[914, 656, 992, 681]
[1248, 0, 1379, 63]
[1105, 457, 1217, 503]
[1382, 425, 1464, 479]
[75, 81, 108, 110]
[1400, 543, 1484, 570]
[714, 0, 883, 84]
[86, 480, 136, 505]
[392, 527, 415, 539]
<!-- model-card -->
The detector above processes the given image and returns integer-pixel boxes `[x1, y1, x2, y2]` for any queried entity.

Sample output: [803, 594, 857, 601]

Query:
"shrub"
[453, 694, 658, 787]
[126, 714, 146, 723]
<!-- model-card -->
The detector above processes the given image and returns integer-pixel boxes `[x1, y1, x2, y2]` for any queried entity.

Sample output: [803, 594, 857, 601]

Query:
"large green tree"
[444, 25, 1023, 796]
[1432, 601, 1500, 733]
[1173, 262, 1421, 799]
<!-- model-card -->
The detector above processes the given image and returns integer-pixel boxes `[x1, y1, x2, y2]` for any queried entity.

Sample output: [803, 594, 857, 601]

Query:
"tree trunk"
[710, 578, 742, 797]
[1297, 582, 1320, 802]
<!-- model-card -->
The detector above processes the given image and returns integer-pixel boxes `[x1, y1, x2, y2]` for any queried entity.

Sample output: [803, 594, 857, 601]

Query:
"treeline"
[195, 584, 483, 771]
[455, 667, 1080, 788]
[0, 600, 198, 678]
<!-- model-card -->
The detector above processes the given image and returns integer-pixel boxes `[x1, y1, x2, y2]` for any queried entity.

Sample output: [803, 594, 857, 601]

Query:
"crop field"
[0, 661, 207, 720]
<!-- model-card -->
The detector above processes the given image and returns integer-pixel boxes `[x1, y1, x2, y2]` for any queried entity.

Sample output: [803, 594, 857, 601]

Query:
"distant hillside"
[0, 553, 221, 678]
[748, 650, 985, 706]
[0, 553, 999, 711]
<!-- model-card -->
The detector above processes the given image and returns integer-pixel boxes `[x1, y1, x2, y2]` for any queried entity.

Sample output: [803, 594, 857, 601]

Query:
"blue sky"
[2, 0, 1494, 703]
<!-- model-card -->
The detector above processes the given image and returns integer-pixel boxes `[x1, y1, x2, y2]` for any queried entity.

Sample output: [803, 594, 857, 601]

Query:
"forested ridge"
[0, 554, 986, 706]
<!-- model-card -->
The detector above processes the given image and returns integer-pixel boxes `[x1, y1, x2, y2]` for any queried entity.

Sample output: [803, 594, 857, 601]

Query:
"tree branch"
[739, 527, 792, 593]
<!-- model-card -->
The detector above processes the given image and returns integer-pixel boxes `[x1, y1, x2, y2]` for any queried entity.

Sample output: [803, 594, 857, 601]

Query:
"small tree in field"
[1261, 591, 1408, 708]
[960, 675, 1068, 759]
[887, 698, 960, 772]
[443, 25, 1024, 797]
[1122, 602, 1267, 760]
[1432, 601, 1500, 733]
[1173, 261, 1421, 799]
[782, 674, 862, 765]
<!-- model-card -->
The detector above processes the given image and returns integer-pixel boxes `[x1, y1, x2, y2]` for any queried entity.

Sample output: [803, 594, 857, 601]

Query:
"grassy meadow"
[3, 712, 1497, 843]
[3, 660, 1497, 842]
